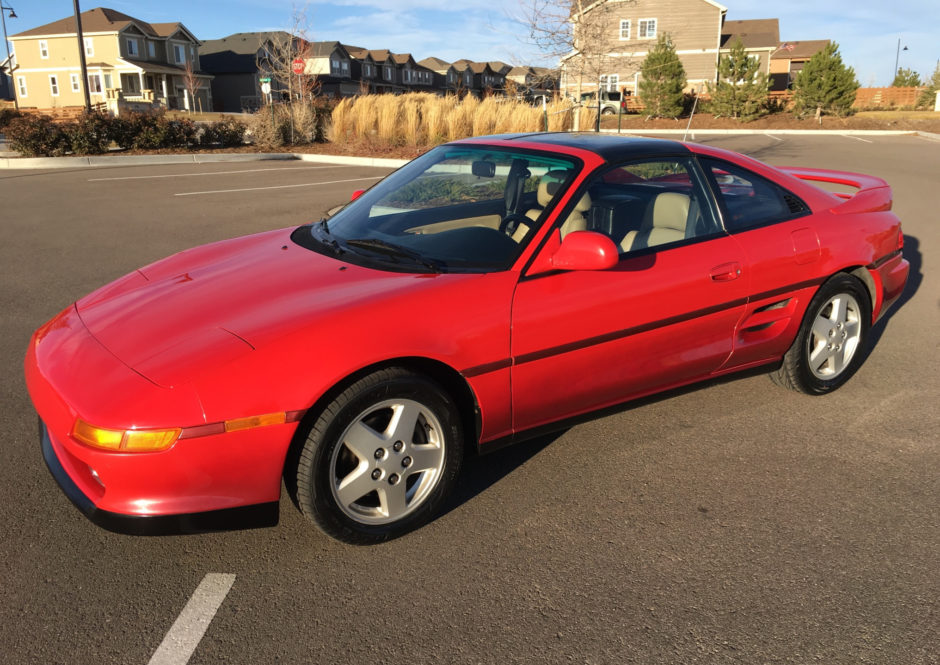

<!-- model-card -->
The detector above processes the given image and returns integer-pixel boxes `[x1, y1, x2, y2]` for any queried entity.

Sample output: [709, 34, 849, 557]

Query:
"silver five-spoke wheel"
[771, 274, 871, 395]
[330, 399, 445, 525]
[294, 368, 463, 544]
[807, 292, 862, 379]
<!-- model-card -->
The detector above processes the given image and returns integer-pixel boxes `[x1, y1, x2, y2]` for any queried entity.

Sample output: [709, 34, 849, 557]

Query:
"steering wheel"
[499, 213, 530, 237]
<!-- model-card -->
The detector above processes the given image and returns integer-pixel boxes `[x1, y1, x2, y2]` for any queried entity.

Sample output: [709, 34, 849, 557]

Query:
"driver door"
[510, 157, 749, 432]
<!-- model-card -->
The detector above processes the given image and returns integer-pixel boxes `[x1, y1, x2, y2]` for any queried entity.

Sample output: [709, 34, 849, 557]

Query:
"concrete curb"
[0, 152, 297, 170]
[295, 153, 408, 168]
[915, 131, 940, 142]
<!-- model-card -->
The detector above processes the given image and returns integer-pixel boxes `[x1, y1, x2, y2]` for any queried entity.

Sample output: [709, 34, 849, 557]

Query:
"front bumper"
[40, 418, 278, 535]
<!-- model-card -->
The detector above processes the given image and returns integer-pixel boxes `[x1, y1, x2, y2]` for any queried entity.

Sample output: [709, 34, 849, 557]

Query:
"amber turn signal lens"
[71, 419, 181, 452]
[224, 412, 287, 432]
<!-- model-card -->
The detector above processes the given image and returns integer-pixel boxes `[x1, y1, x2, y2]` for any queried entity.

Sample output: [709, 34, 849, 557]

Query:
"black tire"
[770, 274, 871, 395]
[601, 107, 616, 115]
[295, 368, 463, 544]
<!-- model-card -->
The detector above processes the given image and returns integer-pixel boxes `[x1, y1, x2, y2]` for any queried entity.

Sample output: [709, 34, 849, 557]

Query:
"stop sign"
[291, 58, 305, 75]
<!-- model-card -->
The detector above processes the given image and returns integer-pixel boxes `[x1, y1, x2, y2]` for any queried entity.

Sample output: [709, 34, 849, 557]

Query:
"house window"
[341, 60, 349, 75]
[638, 19, 657, 39]
[174, 44, 185, 64]
[619, 19, 631, 40]
[39, 40, 49, 59]
[84, 37, 94, 57]
[126, 38, 139, 57]
[148, 41, 156, 58]
[16, 76, 27, 97]
[363, 63, 373, 78]
[49, 75, 59, 96]
[383, 65, 392, 81]
[599, 74, 619, 91]
[88, 73, 103, 94]
[121, 73, 141, 94]
[104, 73, 113, 89]
[70, 73, 81, 93]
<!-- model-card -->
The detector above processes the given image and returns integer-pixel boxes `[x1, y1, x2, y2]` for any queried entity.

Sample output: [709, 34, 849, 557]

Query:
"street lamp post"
[1, 3, 17, 110]
[893, 38, 908, 81]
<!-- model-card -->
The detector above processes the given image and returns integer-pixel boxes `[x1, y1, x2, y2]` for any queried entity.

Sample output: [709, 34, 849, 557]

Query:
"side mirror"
[528, 230, 619, 275]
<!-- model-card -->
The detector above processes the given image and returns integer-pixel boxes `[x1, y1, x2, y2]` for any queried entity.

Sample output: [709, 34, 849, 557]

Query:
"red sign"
[291, 58, 305, 75]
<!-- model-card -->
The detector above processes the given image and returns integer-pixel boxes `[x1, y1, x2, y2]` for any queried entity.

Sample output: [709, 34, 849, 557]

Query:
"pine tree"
[891, 68, 922, 87]
[791, 42, 859, 119]
[916, 63, 940, 109]
[639, 34, 687, 118]
[708, 38, 770, 121]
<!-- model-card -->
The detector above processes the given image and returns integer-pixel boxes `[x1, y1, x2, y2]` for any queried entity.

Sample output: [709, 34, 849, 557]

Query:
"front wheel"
[294, 368, 463, 544]
[770, 274, 871, 394]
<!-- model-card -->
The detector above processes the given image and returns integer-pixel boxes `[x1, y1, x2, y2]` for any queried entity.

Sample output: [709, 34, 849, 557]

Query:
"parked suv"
[580, 89, 624, 115]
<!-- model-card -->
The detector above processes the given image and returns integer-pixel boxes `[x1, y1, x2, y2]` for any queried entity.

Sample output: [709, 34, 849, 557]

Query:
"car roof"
[463, 132, 691, 161]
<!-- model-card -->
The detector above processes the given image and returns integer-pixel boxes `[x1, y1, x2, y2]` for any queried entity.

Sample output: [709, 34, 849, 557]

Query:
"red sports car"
[25, 134, 909, 544]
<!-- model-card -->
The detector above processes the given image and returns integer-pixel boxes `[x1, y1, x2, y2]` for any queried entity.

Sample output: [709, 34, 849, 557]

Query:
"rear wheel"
[295, 368, 463, 544]
[770, 274, 871, 394]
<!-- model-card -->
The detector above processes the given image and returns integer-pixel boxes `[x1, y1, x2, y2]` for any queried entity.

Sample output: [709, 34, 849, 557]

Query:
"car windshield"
[292, 144, 580, 273]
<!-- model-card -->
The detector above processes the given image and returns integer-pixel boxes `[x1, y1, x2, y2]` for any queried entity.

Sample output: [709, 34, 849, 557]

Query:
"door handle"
[709, 262, 742, 282]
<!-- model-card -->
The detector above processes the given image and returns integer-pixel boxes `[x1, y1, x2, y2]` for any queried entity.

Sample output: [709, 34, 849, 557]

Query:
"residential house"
[1, 53, 14, 102]
[507, 65, 558, 98]
[769, 40, 829, 91]
[561, 0, 729, 97]
[719, 18, 779, 78]
[392, 53, 434, 91]
[416, 56, 451, 91]
[200, 31, 295, 112]
[451, 60, 505, 95]
[8, 7, 211, 114]
[305, 42, 359, 97]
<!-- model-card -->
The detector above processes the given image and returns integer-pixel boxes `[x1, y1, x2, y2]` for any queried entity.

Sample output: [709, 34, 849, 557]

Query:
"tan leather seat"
[513, 170, 570, 242]
[621, 192, 689, 252]
[559, 192, 592, 237]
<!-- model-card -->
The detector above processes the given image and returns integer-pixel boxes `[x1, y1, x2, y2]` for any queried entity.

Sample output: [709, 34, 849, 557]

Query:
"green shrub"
[0, 108, 24, 131]
[110, 111, 197, 150]
[5, 114, 69, 156]
[201, 116, 246, 147]
[63, 112, 112, 154]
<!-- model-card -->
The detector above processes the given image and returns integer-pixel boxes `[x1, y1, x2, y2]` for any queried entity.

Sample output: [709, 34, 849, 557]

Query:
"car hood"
[75, 227, 444, 388]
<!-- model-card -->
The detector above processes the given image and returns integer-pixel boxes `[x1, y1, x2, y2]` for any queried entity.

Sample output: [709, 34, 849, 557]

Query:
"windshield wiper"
[345, 237, 446, 273]
[311, 218, 344, 254]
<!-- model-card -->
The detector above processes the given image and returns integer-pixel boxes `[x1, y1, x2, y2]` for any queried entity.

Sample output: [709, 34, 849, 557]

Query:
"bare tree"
[182, 60, 203, 112]
[257, 7, 319, 104]
[516, 0, 638, 104]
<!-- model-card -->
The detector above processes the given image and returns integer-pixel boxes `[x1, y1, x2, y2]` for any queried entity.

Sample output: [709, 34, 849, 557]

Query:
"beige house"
[769, 40, 830, 91]
[560, 0, 793, 97]
[9, 7, 211, 114]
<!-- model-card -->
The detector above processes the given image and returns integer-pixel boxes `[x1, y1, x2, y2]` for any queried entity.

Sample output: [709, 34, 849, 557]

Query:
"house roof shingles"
[771, 39, 830, 60]
[720, 18, 780, 49]
[10, 7, 199, 42]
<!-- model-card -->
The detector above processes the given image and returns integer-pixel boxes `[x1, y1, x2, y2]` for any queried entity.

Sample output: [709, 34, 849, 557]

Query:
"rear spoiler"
[779, 167, 893, 214]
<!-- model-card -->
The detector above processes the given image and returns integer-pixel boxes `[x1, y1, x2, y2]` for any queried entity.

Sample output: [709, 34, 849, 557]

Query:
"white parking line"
[766, 134, 784, 142]
[88, 165, 351, 182]
[148, 573, 236, 665]
[841, 134, 874, 143]
[174, 175, 383, 197]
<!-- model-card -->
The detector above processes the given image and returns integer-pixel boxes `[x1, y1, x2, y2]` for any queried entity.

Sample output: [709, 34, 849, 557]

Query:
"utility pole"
[73, 0, 92, 112]
[1, 3, 16, 109]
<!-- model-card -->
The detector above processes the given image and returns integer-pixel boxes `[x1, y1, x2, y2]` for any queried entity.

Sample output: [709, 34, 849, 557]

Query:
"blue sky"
[5, 1, 938, 86]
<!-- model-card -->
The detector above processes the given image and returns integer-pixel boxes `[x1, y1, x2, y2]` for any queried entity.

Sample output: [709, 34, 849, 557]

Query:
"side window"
[578, 157, 721, 254]
[702, 158, 809, 231]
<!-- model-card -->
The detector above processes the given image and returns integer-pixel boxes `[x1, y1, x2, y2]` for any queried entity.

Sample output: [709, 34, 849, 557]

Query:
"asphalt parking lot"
[1, 134, 937, 665]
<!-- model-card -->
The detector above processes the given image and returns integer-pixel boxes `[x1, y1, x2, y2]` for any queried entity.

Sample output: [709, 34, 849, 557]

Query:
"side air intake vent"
[784, 193, 807, 214]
